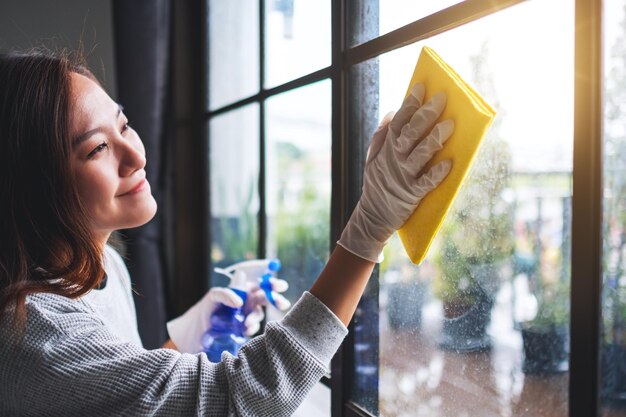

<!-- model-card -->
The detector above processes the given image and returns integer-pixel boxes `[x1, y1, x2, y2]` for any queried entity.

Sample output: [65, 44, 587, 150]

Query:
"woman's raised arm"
[311, 83, 454, 326]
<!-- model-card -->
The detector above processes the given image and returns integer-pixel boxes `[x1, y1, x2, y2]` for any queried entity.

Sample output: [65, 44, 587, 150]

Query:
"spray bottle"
[201, 258, 281, 362]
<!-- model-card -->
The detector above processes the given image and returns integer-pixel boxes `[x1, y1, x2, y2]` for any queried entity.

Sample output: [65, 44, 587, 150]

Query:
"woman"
[0, 50, 453, 416]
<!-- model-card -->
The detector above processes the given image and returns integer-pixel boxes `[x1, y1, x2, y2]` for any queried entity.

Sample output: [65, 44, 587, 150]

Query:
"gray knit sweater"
[0, 246, 347, 416]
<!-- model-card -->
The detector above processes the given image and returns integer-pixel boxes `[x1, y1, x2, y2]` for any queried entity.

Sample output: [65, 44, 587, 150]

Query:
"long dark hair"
[0, 49, 105, 324]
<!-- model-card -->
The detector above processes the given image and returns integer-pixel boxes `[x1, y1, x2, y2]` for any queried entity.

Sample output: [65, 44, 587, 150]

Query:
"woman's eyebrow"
[72, 103, 124, 148]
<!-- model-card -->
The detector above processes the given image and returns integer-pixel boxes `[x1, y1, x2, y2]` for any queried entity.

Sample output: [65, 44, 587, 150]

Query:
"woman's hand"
[242, 277, 291, 335]
[337, 83, 453, 263]
[166, 279, 290, 354]
[311, 84, 453, 325]
[311, 84, 454, 326]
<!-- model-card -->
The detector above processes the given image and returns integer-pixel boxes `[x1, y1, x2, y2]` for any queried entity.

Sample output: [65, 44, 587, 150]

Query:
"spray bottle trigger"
[260, 273, 276, 307]
[231, 288, 248, 305]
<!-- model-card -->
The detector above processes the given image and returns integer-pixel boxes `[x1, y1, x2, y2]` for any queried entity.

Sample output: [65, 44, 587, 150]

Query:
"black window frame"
[171, 0, 603, 416]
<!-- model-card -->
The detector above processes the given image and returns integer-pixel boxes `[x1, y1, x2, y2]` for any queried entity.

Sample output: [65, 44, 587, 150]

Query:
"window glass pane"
[601, 0, 626, 415]
[209, 104, 260, 286]
[208, 0, 259, 110]
[351, 1, 575, 415]
[264, 0, 331, 88]
[348, 0, 462, 47]
[265, 80, 332, 317]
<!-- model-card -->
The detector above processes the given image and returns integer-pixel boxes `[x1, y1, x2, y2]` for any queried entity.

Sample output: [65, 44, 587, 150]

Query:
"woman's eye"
[122, 123, 131, 133]
[87, 142, 108, 159]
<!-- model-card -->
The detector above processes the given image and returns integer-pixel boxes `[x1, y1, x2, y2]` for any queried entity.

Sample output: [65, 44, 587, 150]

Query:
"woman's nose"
[118, 133, 146, 177]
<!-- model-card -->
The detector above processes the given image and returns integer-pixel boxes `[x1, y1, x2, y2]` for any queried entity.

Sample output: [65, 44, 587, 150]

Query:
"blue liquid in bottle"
[202, 288, 248, 362]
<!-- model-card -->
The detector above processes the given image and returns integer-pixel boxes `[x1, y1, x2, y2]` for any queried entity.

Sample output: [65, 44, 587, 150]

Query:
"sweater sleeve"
[4, 292, 347, 417]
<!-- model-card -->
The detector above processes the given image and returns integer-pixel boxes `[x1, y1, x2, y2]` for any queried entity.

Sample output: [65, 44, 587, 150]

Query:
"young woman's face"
[69, 73, 157, 241]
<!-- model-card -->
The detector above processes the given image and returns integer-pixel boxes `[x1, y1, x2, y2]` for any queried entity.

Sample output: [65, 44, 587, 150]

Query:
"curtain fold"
[112, 0, 171, 349]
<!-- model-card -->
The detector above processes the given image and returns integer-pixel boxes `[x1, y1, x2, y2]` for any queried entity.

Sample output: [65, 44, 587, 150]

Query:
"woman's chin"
[137, 198, 158, 225]
[120, 198, 158, 229]
[94, 197, 159, 234]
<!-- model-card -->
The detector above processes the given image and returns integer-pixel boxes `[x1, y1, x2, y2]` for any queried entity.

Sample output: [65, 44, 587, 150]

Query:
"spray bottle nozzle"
[267, 259, 281, 273]
[214, 258, 282, 308]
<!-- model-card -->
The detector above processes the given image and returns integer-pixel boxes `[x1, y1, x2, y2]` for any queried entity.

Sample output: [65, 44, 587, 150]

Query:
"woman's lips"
[119, 178, 147, 196]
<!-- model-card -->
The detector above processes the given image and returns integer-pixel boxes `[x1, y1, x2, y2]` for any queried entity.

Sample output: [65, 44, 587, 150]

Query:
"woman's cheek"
[78, 167, 116, 207]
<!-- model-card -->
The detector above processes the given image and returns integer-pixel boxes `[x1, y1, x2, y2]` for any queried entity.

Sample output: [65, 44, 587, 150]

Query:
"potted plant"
[520, 281, 570, 374]
[432, 134, 514, 352]
[430, 43, 514, 352]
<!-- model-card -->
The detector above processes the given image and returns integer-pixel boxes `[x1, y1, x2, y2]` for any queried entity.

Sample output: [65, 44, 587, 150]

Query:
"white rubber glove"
[166, 278, 291, 354]
[337, 83, 454, 263]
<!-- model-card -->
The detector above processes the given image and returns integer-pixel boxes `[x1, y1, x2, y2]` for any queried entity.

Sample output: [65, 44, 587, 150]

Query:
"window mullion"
[258, 0, 267, 259]
[332, 0, 381, 415]
[344, 0, 525, 67]
[330, 0, 349, 414]
[570, 0, 603, 415]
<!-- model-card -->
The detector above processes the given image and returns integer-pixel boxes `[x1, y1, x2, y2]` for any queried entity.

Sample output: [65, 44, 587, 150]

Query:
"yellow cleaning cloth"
[398, 46, 496, 264]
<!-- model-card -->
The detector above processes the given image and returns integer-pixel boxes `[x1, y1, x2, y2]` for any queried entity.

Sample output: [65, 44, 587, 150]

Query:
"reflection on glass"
[356, 1, 574, 415]
[209, 105, 260, 287]
[602, 0, 626, 415]
[264, 0, 331, 88]
[265, 80, 331, 315]
[348, 0, 462, 47]
[208, 0, 259, 110]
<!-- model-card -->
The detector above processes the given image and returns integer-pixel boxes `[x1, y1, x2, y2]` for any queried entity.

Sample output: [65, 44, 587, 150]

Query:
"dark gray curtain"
[112, 0, 171, 349]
